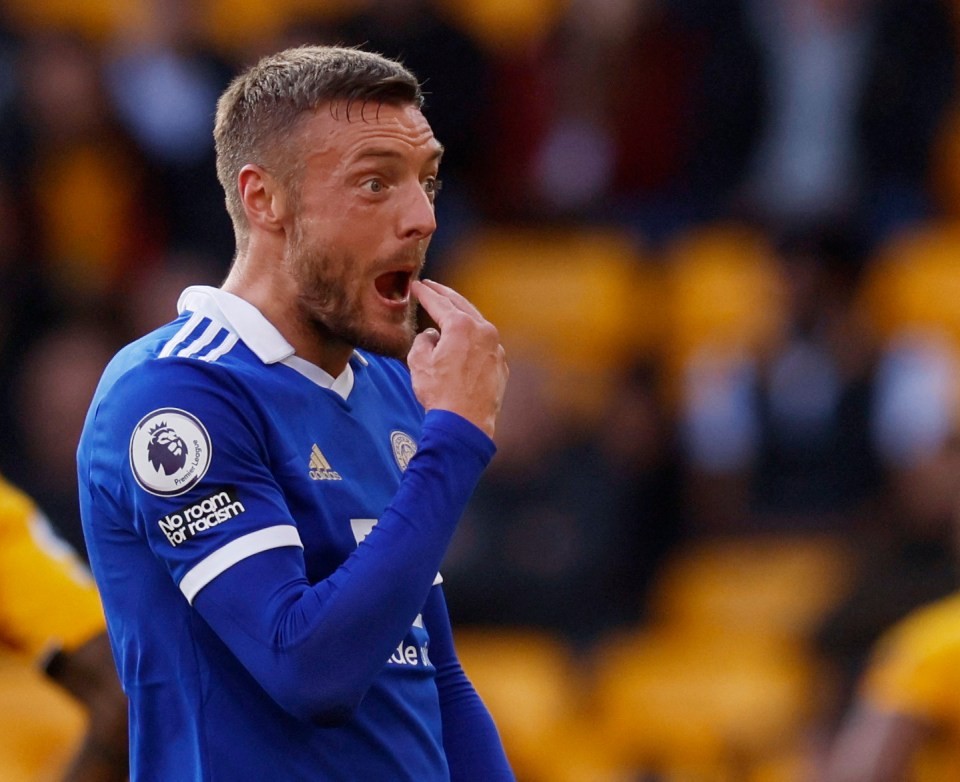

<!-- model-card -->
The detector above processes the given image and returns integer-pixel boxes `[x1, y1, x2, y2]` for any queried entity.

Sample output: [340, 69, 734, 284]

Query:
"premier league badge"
[130, 408, 212, 497]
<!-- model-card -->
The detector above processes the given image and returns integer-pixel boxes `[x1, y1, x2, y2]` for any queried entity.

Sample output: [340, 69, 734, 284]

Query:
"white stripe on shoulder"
[199, 332, 239, 363]
[159, 312, 204, 358]
[179, 525, 303, 604]
[177, 321, 224, 359]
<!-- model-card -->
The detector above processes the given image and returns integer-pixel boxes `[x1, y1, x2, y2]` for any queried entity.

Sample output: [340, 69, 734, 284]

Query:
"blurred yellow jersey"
[0, 474, 105, 661]
[862, 591, 960, 781]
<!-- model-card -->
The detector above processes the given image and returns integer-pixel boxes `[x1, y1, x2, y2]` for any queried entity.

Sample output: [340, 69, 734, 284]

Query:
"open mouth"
[374, 270, 413, 303]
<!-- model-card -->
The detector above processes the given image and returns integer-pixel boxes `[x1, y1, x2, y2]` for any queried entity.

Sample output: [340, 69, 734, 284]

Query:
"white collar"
[177, 285, 361, 399]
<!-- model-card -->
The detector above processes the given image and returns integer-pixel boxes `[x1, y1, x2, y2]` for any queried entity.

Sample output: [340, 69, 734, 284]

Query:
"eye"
[423, 177, 443, 199]
[362, 178, 385, 194]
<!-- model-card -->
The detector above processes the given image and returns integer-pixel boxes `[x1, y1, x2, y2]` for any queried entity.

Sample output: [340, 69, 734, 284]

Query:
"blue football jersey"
[78, 286, 493, 781]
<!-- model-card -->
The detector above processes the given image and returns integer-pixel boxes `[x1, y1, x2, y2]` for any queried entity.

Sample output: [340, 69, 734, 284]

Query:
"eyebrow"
[353, 145, 445, 164]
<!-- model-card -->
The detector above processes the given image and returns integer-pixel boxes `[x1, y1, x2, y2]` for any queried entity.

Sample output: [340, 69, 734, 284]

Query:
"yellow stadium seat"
[591, 625, 818, 779]
[587, 534, 853, 779]
[434, 0, 565, 52]
[4, 0, 123, 41]
[454, 628, 611, 782]
[647, 534, 854, 642]
[200, 0, 359, 56]
[35, 143, 142, 299]
[659, 223, 787, 395]
[444, 225, 658, 420]
[747, 748, 818, 782]
[9, 0, 360, 55]
[858, 221, 960, 348]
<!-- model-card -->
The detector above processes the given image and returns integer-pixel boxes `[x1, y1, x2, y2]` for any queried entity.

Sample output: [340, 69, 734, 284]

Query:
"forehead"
[298, 100, 441, 164]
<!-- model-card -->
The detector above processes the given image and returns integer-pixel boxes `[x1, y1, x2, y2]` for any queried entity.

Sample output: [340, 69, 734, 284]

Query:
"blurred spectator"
[9, 29, 160, 309]
[739, 0, 957, 248]
[1, 250, 222, 555]
[0, 170, 46, 464]
[815, 389, 960, 733]
[748, 226, 882, 529]
[824, 431, 960, 780]
[811, 224, 960, 724]
[824, 590, 960, 781]
[0, 5, 26, 176]
[0, 473, 127, 781]
[118, 248, 224, 339]
[872, 332, 960, 472]
[676, 223, 883, 533]
[481, 0, 764, 240]
[5, 322, 116, 558]
[102, 0, 236, 262]
[443, 356, 681, 647]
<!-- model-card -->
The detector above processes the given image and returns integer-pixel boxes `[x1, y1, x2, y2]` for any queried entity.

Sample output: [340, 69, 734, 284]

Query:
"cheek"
[290, 207, 383, 295]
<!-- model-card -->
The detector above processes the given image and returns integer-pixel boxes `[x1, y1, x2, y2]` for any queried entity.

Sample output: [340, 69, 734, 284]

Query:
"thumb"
[407, 327, 440, 366]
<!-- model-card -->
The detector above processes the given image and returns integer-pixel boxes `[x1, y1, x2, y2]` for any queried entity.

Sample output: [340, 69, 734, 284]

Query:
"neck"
[222, 255, 354, 378]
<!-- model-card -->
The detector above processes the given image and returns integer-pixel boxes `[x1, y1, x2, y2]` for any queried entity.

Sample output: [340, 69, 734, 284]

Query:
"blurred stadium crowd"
[4, 0, 960, 779]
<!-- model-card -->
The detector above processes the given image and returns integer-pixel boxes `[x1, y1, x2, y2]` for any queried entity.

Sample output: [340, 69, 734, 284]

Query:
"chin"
[354, 324, 416, 360]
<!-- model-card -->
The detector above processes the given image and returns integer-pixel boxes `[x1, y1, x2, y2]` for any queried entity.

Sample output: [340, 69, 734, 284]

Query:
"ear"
[238, 164, 289, 233]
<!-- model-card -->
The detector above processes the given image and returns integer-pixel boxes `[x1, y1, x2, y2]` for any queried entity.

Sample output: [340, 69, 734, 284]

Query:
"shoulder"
[113, 312, 252, 380]
[93, 316, 260, 414]
[81, 323, 264, 474]
[877, 594, 960, 662]
[862, 593, 960, 710]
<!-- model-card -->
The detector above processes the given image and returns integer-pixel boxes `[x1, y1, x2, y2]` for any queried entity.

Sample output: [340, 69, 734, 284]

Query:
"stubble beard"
[285, 228, 420, 361]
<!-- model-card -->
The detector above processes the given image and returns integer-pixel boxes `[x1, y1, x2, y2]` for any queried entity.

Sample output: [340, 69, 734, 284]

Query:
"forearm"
[194, 411, 494, 723]
[824, 704, 931, 782]
[424, 588, 515, 781]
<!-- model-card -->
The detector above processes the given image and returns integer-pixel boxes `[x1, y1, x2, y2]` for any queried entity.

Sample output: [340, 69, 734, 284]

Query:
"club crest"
[390, 430, 417, 472]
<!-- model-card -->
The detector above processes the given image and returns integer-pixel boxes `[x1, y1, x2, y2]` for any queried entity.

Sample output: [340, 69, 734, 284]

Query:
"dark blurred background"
[3, 0, 960, 779]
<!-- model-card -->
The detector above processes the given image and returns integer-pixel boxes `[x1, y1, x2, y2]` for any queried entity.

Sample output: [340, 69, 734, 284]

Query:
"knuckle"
[447, 310, 470, 329]
[476, 320, 499, 342]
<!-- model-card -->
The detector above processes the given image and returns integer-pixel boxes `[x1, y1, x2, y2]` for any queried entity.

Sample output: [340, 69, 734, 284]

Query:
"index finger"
[412, 279, 462, 328]
[417, 279, 486, 322]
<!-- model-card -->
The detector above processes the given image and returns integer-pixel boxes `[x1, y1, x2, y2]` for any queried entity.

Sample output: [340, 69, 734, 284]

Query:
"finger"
[419, 279, 485, 321]
[412, 280, 462, 328]
[418, 327, 440, 345]
[407, 326, 439, 363]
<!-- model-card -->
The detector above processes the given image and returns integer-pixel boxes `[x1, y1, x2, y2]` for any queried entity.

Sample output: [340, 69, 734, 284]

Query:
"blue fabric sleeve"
[423, 587, 516, 781]
[192, 410, 495, 724]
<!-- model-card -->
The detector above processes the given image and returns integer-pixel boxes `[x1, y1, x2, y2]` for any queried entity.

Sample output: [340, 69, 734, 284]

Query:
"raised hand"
[407, 280, 509, 439]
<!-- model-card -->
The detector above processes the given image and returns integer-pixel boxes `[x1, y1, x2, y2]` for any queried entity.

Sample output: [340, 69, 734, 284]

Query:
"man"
[0, 473, 127, 781]
[824, 592, 960, 781]
[77, 45, 512, 780]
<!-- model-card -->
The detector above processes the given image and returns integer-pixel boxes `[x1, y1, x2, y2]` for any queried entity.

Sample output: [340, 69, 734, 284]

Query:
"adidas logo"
[308, 444, 342, 481]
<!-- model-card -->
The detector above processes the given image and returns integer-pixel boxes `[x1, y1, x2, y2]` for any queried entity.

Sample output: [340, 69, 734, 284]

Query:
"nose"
[397, 182, 437, 241]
